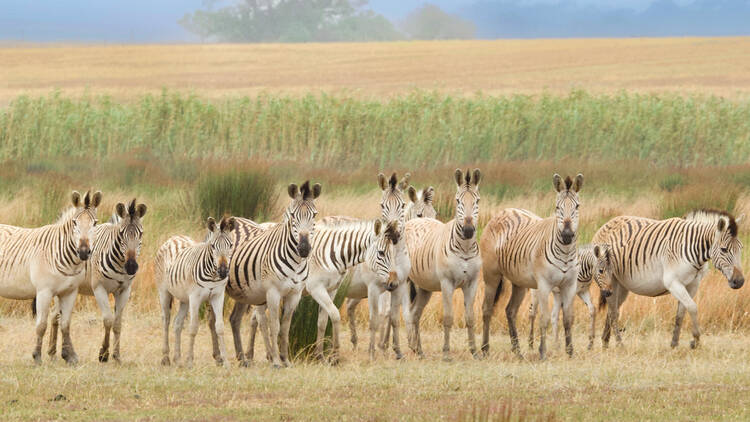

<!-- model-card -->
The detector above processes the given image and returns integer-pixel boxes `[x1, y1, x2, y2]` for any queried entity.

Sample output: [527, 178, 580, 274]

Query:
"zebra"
[224, 181, 321, 368]
[592, 209, 745, 349]
[528, 244, 613, 351]
[44, 199, 147, 363]
[405, 185, 437, 220]
[0, 190, 101, 364]
[406, 169, 482, 361]
[480, 174, 584, 359]
[155, 216, 235, 367]
[346, 183, 438, 358]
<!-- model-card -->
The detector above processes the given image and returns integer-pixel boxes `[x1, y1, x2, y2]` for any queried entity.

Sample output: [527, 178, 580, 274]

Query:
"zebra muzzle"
[297, 236, 311, 258]
[561, 228, 575, 245]
[730, 267, 745, 289]
[78, 246, 91, 261]
[385, 272, 399, 291]
[218, 264, 229, 280]
[601, 289, 613, 298]
[125, 259, 139, 276]
[462, 220, 475, 239]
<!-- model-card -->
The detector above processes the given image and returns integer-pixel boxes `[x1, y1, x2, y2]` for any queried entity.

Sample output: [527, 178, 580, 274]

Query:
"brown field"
[2, 37, 750, 105]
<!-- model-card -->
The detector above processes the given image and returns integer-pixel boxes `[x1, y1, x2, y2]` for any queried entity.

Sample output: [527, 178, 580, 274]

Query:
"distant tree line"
[179, 1, 476, 42]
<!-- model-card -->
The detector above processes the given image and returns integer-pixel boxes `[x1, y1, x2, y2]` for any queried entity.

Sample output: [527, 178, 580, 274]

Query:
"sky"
[0, 0, 743, 42]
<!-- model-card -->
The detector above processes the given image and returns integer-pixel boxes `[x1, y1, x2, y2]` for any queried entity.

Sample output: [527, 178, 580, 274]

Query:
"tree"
[179, 0, 402, 43]
[401, 3, 476, 40]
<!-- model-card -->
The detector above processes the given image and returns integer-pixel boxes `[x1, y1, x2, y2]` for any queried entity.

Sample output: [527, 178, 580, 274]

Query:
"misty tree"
[401, 3, 476, 40]
[179, 0, 402, 42]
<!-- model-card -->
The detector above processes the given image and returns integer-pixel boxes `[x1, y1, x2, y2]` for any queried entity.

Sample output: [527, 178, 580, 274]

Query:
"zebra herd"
[0, 169, 745, 367]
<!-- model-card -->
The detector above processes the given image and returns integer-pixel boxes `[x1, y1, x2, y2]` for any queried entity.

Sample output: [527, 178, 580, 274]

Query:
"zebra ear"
[423, 187, 434, 203]
[220, 216, 235, 232]
[206, 217, 217, 232]
[378, 173, 387, 191]
[83, 191, 91, 208]
[472, 169, 482, 187]
[389, 173, 398, 190]
[288, 183, 299, 199]
[553, 174, 564, 192]
[398, 173, 411, 191]
[312, 183, 322, 199]
[136, 203, 148, 219]
[454, 169, 463, 187]
[115, 203, 127, 219]
[717, 217, 728, 233]
[374, 219, 382, 236]
[407, 186, 417, 203]
[91, 191, 102, 209]
[573, 174, 584, 192]
[71, 191, 82, 208]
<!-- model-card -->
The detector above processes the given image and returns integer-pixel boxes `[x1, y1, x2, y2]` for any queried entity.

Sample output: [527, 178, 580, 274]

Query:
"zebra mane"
[107, 213, 122, 225]
[55, 207, 78, 224]
[683, 209, 738, 237]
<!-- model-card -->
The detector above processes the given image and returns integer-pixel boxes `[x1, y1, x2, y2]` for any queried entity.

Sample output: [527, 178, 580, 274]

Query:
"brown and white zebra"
[0, 190, 102, 364]
[480, 174, 583, 359]
[592, 209, 744, 349]
[224, 181, 321, 368]
[405, 185, 437, 220]
[406, 169, 482, 360]
[528, 244, 613, 351]
[155, 216, 235, 367]
[45, 199, 147, 363]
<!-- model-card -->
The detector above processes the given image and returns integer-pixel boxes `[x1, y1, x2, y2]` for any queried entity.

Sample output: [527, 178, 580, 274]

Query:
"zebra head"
[114, 199, 147, 276]
[370, 219, 401, 292]
[286, 181, 321, 258]
[206, 216, 236, 280]
[553, 173, 583, 246]
[593, 244, 613, 298]
[378, 172, 406, 232]
[407, 186, 437, 219]
[709, 213, 745, 289]
[71, 190, 102, 261]
[454, 168, 481, 240]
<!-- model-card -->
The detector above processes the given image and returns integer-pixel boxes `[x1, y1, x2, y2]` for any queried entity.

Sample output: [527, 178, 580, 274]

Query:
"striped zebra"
[155, 216, 235, 367]
[225, 181, 321, 368]
[0, 190, 102, 364]
[528, 244, 613, 351]
[347, 183, 437, 358]
[406, 169, 482, 360]
[592, 209, 745, 349]
[480, 174, 583, 359]
[405, 185, 437, 220]
[45, 199, 147, 363]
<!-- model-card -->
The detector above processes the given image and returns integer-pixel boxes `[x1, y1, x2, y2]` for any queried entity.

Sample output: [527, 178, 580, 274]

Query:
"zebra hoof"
[63, 354, 79, 366]
[98, 350, 109, 363]
[239, 360, 251, 368]
[442, 355, 453, 363]
[160, 356, 171, 366]
[587, 341, 594, 351]
[394, 351, 404, 360]
[671, 340, 679, 349]
[271, 363, 283, 369]
[690, 339, 699, 349]
[32, 352, 42, 365]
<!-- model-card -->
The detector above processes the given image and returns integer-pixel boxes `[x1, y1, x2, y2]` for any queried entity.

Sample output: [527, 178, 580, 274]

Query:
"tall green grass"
[196, 168, 278, 221]
[2, 90, 750, 167]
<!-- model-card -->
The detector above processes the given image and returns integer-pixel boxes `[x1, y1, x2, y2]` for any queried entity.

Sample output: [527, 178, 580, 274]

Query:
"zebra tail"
[492, 278, 503, 305]
[598, 292, 607, 310]
[31, 298, 37, 318]
[408, 280, 417, 305]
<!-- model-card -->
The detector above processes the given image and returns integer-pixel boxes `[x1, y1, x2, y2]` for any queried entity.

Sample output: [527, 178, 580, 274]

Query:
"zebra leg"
[578, 289, 596, 350]
[315, 304, 330, 361]
[666, 278, 701, 349]
[209, 290, 229, 367]
[408, 285, 432, 358]
[366, 283, 382, 361]
[602, 280, 625, 348]
[253, 305, 273, 363]
[47, 297, 60, 358]
[229, 301, 249, 365]
[611, 286, 629, 347]
[185, 291, 205, 367]
[559, 282, 577, 358]
[264, 290, 284, 368]
[440, 279, 456, 362]
[57, 290, 79, 365]
[463, 277, 480, 359]
[207, 304, 220, 362]
[313, 286, 341, 364]
[534, 284, 552, 360]
[528, 292, 538, 350]
[159, 289, 173, 365]
[481, 274, 502, 357]
[32, 290, 54, 364]
[505, 284, 527, 357]
[278, 290, 302, 367]
[346, 298, 361, 350]
[551, 290, 562, 346]
[93, 284, 114, 363]
[111, 285, 131, 363]
[389, 283, 409, 360]
[247, 309, 258, 362]
[172, 301, 188, 364]
[377, 291, 391, 352]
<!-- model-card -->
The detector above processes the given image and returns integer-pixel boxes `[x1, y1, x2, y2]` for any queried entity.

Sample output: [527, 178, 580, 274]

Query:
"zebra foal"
[155, 216, 235, 367]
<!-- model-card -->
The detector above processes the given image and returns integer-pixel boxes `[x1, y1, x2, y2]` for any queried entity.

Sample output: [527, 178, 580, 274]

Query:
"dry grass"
[2, 312, 750, 421]
[2, 38, 750, 105]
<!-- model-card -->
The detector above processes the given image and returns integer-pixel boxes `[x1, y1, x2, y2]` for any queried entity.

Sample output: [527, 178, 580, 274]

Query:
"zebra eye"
[378, 250, 385, 257]
[721, 247, 729, 253]
[575, 204, 579, 210]
[598, 268, 604, 274]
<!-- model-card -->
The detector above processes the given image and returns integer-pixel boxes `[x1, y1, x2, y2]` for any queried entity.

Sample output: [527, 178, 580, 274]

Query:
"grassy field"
[2, 38, 750, 103]
[2, 312, 750, 421]
[2, 38, 750, 420]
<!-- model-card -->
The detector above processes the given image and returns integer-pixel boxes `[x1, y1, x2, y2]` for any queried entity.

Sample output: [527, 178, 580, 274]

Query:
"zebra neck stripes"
[448, 218, 478, 259]
[546, 220, 577, 273]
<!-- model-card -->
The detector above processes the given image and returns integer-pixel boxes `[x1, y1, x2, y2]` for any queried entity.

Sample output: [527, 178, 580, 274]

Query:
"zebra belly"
[0, 275, 36, 300]
[618, 274, 669, 297]
[345, 269, 369, 300]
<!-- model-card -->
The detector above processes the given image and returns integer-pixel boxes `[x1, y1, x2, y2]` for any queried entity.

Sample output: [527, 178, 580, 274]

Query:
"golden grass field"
[3, 38, 750, 421]
[2, 37, 750, 105]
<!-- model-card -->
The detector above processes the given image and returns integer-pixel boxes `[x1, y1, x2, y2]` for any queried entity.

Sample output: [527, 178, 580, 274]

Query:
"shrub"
[195, 167, 277, 221]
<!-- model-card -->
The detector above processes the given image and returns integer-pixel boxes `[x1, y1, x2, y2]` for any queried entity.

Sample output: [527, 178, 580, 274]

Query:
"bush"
[659, 184, 740, 219]
[195, 168, 277, 221]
